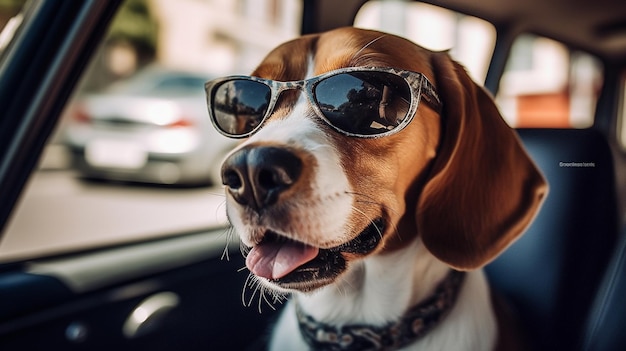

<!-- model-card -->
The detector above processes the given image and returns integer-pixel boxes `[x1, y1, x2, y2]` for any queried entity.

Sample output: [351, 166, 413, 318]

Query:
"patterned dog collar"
[296, 270, 466, 351]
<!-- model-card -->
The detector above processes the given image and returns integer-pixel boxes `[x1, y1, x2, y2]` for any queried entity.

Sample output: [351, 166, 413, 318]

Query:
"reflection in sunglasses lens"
[314, 72, 411, 135]
[212, 80, 271, 135]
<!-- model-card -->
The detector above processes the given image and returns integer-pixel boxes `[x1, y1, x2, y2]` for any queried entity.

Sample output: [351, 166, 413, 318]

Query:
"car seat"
[580, 224, 626, 351]
[485, 128, 619, 351]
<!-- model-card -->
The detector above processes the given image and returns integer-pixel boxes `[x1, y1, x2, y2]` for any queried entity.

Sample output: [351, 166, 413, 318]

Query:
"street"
[0, 169, 229, 262]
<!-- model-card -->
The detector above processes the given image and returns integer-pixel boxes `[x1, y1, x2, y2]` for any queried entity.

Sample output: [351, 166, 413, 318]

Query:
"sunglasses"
[204, 67, 442, 139]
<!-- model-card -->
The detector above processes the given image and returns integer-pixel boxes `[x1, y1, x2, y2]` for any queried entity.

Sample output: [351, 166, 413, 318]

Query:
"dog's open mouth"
[245, 218, 385, 291]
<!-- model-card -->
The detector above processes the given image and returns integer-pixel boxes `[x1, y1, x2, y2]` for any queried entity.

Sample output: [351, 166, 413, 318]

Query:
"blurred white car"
[63, 66, 236, 185]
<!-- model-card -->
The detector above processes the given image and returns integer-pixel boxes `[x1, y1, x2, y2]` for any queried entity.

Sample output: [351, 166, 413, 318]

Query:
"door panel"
[0, 230, 281, 350]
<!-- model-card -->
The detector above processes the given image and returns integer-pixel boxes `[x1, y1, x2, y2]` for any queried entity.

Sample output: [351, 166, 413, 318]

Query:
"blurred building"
[150, 0, 301, 76]
[355, 0, 602, 128]
[496, 36, 602, 128]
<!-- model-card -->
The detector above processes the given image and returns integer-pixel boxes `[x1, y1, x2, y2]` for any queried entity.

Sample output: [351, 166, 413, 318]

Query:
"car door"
[0, 1, 282, 350]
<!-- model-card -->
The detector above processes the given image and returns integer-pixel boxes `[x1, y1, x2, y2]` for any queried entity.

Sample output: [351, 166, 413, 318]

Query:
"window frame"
[0, 0, 123, 237]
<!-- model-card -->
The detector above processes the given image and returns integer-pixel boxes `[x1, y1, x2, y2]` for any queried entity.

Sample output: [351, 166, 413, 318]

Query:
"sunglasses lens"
[314, 72, 411, 136]
[210, 79, 271, 136]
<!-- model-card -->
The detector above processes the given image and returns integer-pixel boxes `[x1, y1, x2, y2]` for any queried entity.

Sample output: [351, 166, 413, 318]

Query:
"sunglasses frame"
[204, 66, 442, 139]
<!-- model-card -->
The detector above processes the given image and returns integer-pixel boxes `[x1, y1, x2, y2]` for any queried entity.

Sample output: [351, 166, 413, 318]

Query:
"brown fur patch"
[309, 28, 443, 252]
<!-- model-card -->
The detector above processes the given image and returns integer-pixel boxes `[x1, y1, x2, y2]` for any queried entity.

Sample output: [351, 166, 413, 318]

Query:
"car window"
[0, 0, 303, 263]
[0, 0, 26, 54]
[355, 3, 604, 130]
[354, 1, 496, 84]
[496, 34, 603, 128]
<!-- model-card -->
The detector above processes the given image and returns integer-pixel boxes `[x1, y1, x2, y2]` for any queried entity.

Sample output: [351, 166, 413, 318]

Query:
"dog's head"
[207, 27, 547, 293]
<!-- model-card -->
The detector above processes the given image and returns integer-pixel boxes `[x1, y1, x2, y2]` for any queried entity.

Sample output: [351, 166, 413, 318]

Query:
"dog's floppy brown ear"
[417, 52, 548, 270]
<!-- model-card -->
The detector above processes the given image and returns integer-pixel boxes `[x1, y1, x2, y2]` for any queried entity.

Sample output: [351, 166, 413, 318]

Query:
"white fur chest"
[267, 240, 497, 351]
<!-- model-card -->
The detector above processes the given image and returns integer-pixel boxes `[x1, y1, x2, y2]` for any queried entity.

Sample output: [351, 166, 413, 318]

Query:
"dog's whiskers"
[207, 191, 229, 223]
[272, 291, 287, 305]
[242, 273, 254, 307]
[258, 288, 267, 313]
[259, 286, 284, 313]
[246, 275, 262, 308]
[215, 198, 228, 220]
[347, 191, 402, 216]
[216, 226, 235, 261]
[221, 242, 230, 261]
[206, 189, 226, 198]
[220, 226, 237, 261]
[348, 191, 402, 241]
[351, 203, 401, 244]
[351, 206, 385, 242]
[350, 34, 387, 63]
[334, 275, 352, 298]
[209, 189, 232, 260]
[239, 241, 250, 258]
[241, 271, 288, 313]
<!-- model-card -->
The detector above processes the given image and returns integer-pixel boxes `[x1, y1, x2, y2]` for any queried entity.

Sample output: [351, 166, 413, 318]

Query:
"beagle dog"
[205, 27, 547, 351]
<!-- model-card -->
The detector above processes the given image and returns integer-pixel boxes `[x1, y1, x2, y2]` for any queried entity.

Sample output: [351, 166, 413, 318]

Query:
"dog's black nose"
[221, 146, 302, 210]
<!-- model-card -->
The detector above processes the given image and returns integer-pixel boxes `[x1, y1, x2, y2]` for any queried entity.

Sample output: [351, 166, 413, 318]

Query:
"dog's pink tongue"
[246, 240, 319, 280]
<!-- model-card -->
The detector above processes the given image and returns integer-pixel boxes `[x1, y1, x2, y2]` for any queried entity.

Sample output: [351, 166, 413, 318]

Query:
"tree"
[107, 0, 158, 59]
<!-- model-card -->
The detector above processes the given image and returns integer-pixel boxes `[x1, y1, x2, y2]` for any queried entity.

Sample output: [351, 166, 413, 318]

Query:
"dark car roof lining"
[304, 0, 626, 63]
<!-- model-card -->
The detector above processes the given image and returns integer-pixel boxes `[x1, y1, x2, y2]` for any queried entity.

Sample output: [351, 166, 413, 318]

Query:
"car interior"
[0, 0, 625, 350]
